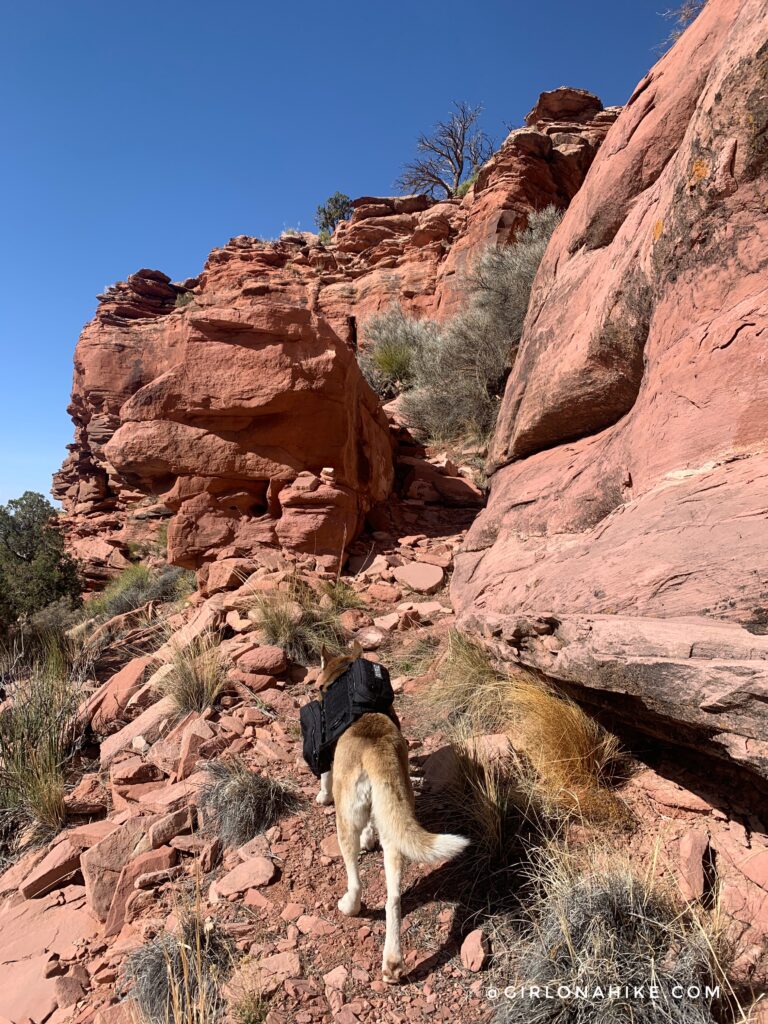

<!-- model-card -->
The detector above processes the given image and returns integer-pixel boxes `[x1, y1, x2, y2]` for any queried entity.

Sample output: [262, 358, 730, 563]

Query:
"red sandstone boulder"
[80, 819, 146, 921]
[453, 0, 768, 782]
[235, 644, 287, 676]
[97, 297, 393, 572]
[104, 845, 177, 937]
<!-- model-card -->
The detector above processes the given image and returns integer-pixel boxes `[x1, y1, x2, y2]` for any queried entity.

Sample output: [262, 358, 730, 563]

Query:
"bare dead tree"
[396, 102, 493, 199]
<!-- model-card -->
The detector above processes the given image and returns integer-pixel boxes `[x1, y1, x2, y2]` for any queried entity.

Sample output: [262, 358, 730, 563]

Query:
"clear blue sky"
[0, 0, 673, 504]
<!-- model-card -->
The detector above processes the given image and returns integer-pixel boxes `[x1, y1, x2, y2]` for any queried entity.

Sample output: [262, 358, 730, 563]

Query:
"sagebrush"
[402, 206, 561, 441]
[359, 306, 440, 399]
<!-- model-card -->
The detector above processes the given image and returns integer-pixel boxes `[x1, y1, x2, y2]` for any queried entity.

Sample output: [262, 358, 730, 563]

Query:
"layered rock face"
[453, 0, 768, 783]
[54, 89, 617, 581]
[58, 255, 394, 577]
[53, 271, 189, 583]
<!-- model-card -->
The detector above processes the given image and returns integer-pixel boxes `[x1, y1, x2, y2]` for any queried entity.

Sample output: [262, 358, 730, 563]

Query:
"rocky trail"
[2, 456, 767, 1023]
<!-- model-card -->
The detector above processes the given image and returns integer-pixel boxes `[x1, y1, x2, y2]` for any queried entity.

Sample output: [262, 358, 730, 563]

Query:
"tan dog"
[316, 645, 469, 984]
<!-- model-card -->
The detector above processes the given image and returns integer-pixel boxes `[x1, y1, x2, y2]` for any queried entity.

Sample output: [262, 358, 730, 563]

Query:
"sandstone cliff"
[53, 89, 617, 585]
[452, 0, 768, 784]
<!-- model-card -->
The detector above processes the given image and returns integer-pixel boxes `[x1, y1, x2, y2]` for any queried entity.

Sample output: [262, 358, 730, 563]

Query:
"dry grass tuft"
[420, 631, 626, 823]
[433, 731, 536, 893]
[421, 629, 512, 732]
[492, 840, 736, 1024]
[230, 989, 270, 1024]
[199, 757, 300, 848]
[250, 576, 346, 665]
[125, 906, 234, 1024]
[88, 563, 195, 621]
[161, 631, 226, 713]
[0, 653, 82, 844]
[388, 632, 443, 678]
[317, 577, 365, 613]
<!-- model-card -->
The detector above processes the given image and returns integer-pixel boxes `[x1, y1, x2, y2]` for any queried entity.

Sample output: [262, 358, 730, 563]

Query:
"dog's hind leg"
[336, 778, 370, 916]
[316, 769, 333, 805]
[381, 844, 404, 984]
[360, 817, 377, 851]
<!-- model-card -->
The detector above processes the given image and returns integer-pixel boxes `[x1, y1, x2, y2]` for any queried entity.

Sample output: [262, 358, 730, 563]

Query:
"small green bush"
[455, 170, 479, 198]
[0, 491, 81, 633]
[315, 192, 353, 235]
[359, 306, 440, 398]
[200, 757, 300, 848]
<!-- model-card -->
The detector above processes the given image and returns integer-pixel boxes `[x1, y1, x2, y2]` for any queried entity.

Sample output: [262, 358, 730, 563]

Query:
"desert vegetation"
[491, 842, 733, 1024]
[162, 631, 227, 713]
[0, 491, 81, 633]
[361, 206, 561, 443]
[0, 657, 82, 847]
[88, 562, 195, 621]
[314, 191, 353, 237]
[250, 575, 347, 665]
[125, 906, 234, 1024]
[359, 307, 440, 399]
[424, 632, 625, 820]
[200, 757, 300, 848]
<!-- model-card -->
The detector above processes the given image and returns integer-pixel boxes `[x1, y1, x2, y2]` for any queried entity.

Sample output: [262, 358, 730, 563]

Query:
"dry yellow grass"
[125, 884, 234, 1024]
[161, 631, 226, 713]
[421, 631, 626, 823]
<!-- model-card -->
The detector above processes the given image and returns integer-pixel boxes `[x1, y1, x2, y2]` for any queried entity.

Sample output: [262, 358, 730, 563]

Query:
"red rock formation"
[54, 89, 616, 582]
[52, 270, 189, 584]
[452, 0, 768, 783]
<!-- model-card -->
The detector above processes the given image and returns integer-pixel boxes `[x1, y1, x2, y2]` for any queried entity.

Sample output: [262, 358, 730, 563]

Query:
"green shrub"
[88, 564, 195, 620]
[359, 306, 440, 398]
[28, 595, 82, 638]
[0, 492, 81, 632]
[315, 192, 353, 235]
[200, 757, 300, 848]
[402, 206, 561, 441]
[455, 170, 479, 198]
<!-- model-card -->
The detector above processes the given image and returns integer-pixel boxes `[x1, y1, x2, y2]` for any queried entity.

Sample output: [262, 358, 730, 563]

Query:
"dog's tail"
[369, 767, 469, 864]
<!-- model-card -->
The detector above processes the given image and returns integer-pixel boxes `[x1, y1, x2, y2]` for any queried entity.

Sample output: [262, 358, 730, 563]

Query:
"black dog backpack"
[300, 658, 397, 777]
